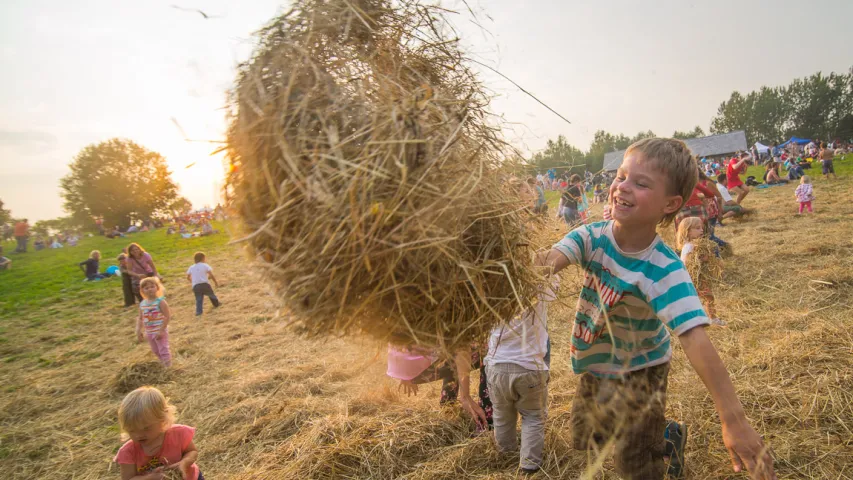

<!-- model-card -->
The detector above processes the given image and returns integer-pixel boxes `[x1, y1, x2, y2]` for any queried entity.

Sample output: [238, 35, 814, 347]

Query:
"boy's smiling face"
[609, 152, 684, 227]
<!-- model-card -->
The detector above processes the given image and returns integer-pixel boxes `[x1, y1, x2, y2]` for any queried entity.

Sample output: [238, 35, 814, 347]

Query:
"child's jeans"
[799, 201, 813, 213]
[147, 330, 171, 367]
[192, 282, 220, 315]
[486, 363, 549, 471]
[571, 362, 669, 479]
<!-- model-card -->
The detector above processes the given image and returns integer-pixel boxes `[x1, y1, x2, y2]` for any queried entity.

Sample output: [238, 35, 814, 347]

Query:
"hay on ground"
[111, 361, 169, 394]
[226, 0, 540, 350]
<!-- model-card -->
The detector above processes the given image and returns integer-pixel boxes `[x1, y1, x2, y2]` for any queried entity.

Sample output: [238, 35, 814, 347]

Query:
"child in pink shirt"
[114, 387, 203, 480]
[794, 175, 815, 214]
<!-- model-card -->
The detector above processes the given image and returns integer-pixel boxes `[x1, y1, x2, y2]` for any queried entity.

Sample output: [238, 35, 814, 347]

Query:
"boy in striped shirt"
[538, 139, 775, 479]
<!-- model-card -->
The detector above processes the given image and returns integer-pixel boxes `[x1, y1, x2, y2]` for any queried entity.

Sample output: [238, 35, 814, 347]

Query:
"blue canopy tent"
[778, 137, 811, 147]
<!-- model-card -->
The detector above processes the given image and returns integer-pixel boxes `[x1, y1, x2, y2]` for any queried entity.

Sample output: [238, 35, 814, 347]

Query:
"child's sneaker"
[710, 318, 727, 326]
[664, 420, 688, 479]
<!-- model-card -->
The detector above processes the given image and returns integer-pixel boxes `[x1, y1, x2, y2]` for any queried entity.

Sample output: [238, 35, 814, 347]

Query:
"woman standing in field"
[127, 243, 160, 302]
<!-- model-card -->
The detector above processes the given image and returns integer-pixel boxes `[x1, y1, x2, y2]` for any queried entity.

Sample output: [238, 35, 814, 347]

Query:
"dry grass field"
[1, 171, 851, 479]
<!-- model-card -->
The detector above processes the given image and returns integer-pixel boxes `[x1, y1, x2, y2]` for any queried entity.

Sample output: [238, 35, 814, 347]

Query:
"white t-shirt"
[716, 182, 733, 202]
[680, 242, 695, 264]
[485, 279, 558, 371]
[186, 262, 213, 286]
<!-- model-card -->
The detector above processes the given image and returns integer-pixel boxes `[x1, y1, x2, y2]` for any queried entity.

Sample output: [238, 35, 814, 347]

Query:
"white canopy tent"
[754, 142, 770, 153]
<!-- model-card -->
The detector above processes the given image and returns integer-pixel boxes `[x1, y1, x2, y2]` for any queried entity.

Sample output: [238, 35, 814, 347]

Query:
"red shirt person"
[725, 153, 751, 204]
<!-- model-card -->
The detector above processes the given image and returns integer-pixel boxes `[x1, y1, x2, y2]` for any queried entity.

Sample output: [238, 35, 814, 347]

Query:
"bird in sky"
[171, 5, 221, 19]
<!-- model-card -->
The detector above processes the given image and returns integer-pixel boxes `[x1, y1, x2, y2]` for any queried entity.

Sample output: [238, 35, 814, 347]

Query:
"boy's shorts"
[822, 160, 834, 174]
[571, 362, 669, 479]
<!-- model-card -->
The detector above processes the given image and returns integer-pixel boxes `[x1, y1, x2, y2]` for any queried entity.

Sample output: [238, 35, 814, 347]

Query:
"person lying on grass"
[536, 138, 775, 479]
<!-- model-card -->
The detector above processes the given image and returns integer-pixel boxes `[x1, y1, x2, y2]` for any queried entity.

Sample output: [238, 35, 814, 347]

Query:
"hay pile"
[111, 361, 170, 394]
[226, 0, 539, 349]
[683, 237, 723, 284]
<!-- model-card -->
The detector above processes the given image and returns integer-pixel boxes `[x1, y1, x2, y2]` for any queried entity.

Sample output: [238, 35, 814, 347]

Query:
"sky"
[1, 0, 851, 221]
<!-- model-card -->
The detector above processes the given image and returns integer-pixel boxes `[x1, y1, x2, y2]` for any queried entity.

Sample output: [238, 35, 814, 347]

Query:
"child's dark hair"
[717, 173, 727, 184]
[194, 252, 206, 263]
[569, 174, 581, 183]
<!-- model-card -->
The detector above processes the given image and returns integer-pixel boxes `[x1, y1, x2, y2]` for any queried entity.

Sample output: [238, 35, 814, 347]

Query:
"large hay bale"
[111, 361, 170, 394]
[226, 0, 539, 349]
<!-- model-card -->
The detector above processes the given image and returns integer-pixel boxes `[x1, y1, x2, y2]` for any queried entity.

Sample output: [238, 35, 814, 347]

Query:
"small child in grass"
[79, 250, 113, 281]
[537, 138, 775, 479]
[794, 175, 815, 214]
[186, 252, 220, 316]
[677, 217, 725, 326]
[115, 386, 203, 480]
[137, 277, 172, 367]
[0, 246, 10, 270]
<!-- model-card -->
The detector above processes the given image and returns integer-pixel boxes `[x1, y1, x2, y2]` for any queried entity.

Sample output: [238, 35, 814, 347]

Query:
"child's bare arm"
[159, 301, 171, 329]
[535, 249, 572, 275]
[208, 272, 219, 287]
[679, 327, 776, 479]
[186, 273, 192, 284]
[166, 440, 198, 479]
[453, 347, 487, 428]
[136, 310, 144, 341]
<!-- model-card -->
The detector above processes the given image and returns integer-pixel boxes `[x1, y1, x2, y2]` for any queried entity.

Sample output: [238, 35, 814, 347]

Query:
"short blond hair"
[90, 250, 100, 259]
[118, 386, 176, 440]
[800, 175, 811, 185]
[139, 276, 165, 299]
[624, 138, 698, 227]
[675, 216, 703, 250]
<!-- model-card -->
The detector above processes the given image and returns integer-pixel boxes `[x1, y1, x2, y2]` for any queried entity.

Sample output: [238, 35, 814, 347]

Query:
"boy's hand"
[722, 416, 776, 479]
[136, 332, 144, 343]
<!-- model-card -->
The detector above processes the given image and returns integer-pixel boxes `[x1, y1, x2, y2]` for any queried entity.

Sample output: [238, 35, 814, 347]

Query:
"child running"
[537, 138, 775, 479]
[115, 386, 203, 479]
[484, 278, 558, 474]
[677, 217, 726, 326]
[186, 252, 221, 316]
[137, 277, 172, 367]
[794, 175, 815, 214]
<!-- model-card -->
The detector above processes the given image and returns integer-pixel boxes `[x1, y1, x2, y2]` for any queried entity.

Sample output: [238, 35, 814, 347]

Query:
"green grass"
[0, 222, 234, 316]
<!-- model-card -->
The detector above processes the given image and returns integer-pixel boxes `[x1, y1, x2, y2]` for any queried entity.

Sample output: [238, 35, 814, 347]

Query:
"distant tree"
[0, 198, 11, 225]
[60, 139, 179, 228]
[530, 135, 586, 172]
[168, 196, 193, 216]
[32, 216, 80, 237]
[673, 126, 705, 140]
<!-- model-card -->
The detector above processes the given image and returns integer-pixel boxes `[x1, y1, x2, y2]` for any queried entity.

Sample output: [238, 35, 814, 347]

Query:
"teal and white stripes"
[554, 221, 709, 377]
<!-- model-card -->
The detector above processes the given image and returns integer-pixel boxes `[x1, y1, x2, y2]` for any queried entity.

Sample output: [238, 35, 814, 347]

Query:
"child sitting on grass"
[537, 138, 775, 479]
[484, 278, 558, 474]
[794, 175, 815, 215]
[115, 386, 203, 479]
[677, 217, 726, 326]
[136, 277, 172, 367]
[0, 246, 10, 270]
[186, 252, 221, 316]
[79, 250, 114, 281]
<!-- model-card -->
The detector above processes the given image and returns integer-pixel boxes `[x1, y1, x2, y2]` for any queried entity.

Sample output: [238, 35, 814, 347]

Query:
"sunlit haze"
[1, 0, 850, 221]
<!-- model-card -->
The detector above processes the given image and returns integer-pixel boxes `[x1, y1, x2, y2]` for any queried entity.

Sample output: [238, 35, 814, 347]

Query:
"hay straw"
[684, 237, 723, 284]
[111, 361, 170, 394]
[226, 0, 540, 349]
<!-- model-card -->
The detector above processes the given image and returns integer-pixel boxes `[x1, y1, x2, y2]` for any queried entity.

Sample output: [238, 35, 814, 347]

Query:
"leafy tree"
[673, 126, 705, 140]
[0, 198, 11, 225]
[60, 139, 179, 228]
[168, 196, 193, 215]
[711, 67, 853, 144]
[32, 216, 80, 237]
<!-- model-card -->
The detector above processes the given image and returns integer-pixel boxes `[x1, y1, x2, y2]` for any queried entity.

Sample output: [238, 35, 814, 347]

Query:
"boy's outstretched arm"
[454, 347, 487, 428]
[535, 249, 571, 275]
[679, 327, 777, 480]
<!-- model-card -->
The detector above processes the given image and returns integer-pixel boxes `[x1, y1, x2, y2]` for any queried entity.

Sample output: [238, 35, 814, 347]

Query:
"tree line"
[531, 67, 853, 173]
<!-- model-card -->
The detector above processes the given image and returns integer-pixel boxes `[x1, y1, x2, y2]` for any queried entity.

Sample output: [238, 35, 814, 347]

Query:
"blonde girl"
[676, 217, 725, 326]
[114, 386, 202, 480]
[794, 175, 815, 214]
[137, 277, 172, 367]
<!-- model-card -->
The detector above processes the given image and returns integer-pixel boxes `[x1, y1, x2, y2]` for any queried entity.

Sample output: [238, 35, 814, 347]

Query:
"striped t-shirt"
[140, 297, 166, 335]
[554, 221, 709, 377]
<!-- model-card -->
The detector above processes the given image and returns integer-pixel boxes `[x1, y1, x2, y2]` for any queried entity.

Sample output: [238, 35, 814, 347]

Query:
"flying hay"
[226, 0, 540, 349]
